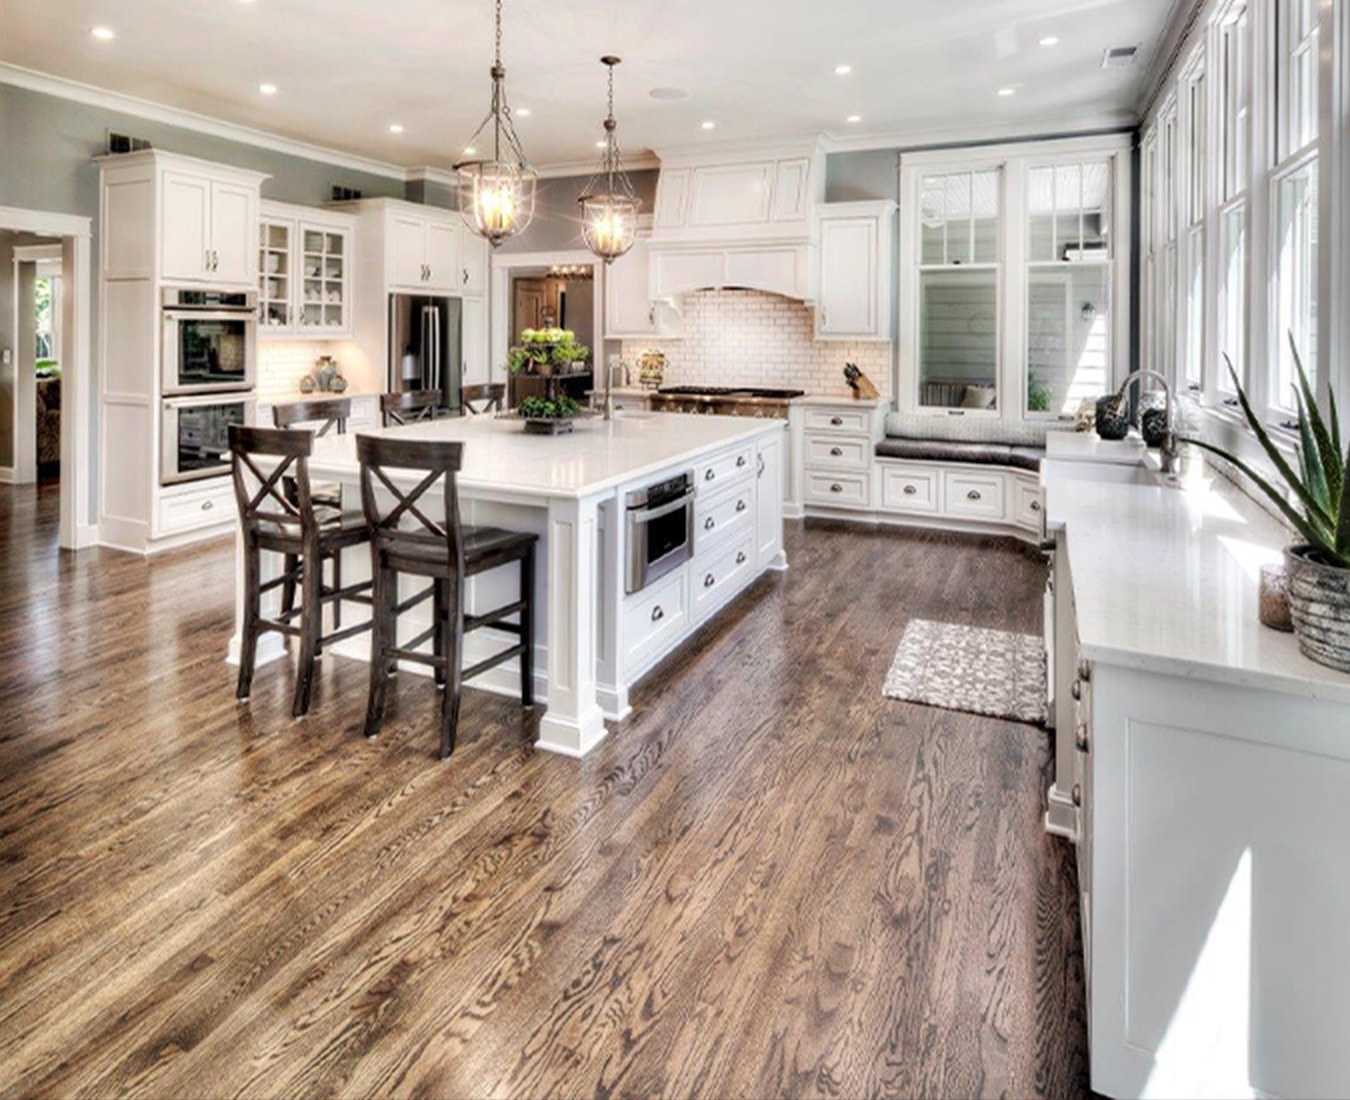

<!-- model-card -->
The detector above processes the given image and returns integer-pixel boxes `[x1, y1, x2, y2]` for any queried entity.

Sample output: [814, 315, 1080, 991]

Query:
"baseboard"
[1044, 783, 1079, 840]
[0, 466, 13, 484]
[73, 522, 100, 550]
[803, 504, 1042, 546]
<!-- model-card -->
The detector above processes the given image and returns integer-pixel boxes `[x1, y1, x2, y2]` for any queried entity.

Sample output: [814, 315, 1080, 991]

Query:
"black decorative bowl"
[1095, 395, 1130, 441]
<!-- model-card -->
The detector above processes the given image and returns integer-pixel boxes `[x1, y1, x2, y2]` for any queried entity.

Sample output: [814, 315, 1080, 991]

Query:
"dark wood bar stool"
[462, 383, 506, 415]
[272, 397, 352, 509]
[381, 389, 443, 426]
[230, 425, 373, 718]
[357, 434, 537, 759]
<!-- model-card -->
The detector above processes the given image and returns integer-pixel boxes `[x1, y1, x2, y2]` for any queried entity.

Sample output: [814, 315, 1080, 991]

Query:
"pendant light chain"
[579, 55, 641, 263]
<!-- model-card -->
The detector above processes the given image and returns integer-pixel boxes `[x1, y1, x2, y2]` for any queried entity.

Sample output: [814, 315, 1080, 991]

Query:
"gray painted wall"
[825, 151, 898, 202]
[497, 169, 659, 254]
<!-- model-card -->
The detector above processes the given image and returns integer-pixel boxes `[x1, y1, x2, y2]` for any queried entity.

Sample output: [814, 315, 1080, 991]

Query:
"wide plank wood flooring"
[0, 483, 1087, 1099]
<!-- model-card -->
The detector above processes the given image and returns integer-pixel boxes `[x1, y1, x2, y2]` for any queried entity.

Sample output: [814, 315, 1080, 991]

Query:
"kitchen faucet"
[602, 356, 630, 421]
[1108, 369, 1180, 476]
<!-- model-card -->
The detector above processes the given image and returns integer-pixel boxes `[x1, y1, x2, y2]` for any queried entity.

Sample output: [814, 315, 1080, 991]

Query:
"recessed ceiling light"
[701, 121, 716, 131]
[834, 64, 853, 75]
[997, 87, 1016, 97]
[258, 82, 278, 95]
[388, 123, 404, 134]
[846, 114, 862, 123]
[1039, 35, 1060, 47]
[90, 25, 115, 40]
[516, 107, 531, 116]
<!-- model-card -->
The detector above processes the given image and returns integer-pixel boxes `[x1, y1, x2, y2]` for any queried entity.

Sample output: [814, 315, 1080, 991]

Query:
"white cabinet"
[161, 169, 259, 286]
[755, 431, 785, 568]
[459, 232, 488, 296]
[795, 399, 884, 513]
[425, 221, 460, 292]
[815, 201, 895, 341]
[382, 209, 460, 292]
[388, 213, 428, 289]
[604, 232, 682, 340]
[461, 295, 489, 386]
[258, 202, 355, 338]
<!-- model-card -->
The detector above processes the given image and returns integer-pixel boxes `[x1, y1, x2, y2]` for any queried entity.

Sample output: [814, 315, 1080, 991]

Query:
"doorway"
[0, 206, 94, 550]
[505, 262, 597, 407]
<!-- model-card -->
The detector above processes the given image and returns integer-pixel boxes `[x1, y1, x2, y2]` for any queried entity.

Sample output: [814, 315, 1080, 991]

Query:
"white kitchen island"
[229, 412, 787, 757]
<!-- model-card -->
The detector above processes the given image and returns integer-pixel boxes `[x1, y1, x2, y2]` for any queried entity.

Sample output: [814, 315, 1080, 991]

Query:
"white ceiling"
[0, 0, 1175, 172]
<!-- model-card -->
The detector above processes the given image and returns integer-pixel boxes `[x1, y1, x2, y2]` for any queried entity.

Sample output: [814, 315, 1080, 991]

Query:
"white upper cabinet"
[258, 201, 356, 338]
[383, 209, 461, 292]
[424, 221, 460, 292]
[388, 213, 430, 289]
[815, 201, 895, 341]
[159, 163, 261, 287]
[605, 230, 682, 339]
[459, 233, 488, 296]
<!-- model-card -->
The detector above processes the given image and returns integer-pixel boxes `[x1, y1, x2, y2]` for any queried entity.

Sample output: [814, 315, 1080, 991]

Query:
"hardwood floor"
[0, 483, 1087, 1099]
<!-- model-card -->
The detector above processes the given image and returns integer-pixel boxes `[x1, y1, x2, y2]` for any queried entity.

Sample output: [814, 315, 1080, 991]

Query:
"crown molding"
[819, 110, 1136, 155]
[1135, 0, 1208, 122]
[0, 63, 408, 181]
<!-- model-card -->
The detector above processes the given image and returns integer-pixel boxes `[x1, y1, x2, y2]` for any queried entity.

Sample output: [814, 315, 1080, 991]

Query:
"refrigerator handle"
[431, 306, 443, 394]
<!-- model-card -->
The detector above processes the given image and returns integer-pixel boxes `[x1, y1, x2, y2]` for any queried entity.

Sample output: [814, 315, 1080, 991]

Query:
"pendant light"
[579, 56, 641, 264]
[456, 0, 536, 247]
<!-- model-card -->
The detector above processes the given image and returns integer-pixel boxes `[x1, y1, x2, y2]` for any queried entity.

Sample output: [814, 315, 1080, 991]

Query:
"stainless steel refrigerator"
[388, 294, 462, 414]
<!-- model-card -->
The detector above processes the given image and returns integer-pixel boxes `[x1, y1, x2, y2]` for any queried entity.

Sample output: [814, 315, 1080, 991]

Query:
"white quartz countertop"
[307, 411, 782, 500]
[1045, 429, 1148, 465]
[1045, 462, 1350, 703]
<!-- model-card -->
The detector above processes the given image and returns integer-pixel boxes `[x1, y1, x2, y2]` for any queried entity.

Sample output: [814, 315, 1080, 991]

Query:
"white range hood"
[646, 139, 825, 303]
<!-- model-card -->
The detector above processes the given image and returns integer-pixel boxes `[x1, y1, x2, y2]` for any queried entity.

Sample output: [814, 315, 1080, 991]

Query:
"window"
[1025, 162, 1112, 416]
[1219, 5, 1250, 201]
[1277, 0, 1319, 160]
[1181, 62, 1207, 391]
[917, 169, 1001, 410]
[1217, 206, 1248, 390]
[1273, 156, 1318, 407]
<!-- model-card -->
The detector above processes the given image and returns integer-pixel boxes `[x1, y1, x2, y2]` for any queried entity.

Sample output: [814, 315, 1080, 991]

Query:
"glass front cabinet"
[257, 201, 356, 338]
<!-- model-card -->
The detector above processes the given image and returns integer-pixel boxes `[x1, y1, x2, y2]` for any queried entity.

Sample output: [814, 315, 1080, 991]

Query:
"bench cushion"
[883, 411, 1050, 448]
[874, 438, 1046, 472]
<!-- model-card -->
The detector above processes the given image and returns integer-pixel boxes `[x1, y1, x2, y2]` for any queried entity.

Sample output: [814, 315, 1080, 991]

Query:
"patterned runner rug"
[883, 619, 1048, 725]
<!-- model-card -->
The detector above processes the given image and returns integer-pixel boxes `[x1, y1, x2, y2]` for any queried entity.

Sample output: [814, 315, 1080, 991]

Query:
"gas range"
[650, 386, 805, 419]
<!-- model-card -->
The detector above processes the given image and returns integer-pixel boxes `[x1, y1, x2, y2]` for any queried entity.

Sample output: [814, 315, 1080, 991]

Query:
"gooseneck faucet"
[602, 356, 630, 421]
[1109, 369, 1180, 476]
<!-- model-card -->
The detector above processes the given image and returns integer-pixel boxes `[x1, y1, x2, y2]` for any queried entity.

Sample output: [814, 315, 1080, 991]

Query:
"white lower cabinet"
[156, 478, 234, 536]
[697, 444, 755, 492]
[623, 569, 689, 676]
[696, 477, 754, 550]
[880, 464, 940, 514]
[1013, 477, 1044, 529]
[691, 533, 756, 624]
[754, 431, 785, 568]
[805, 470, 869, 508]
[942, 469, 1006, 521]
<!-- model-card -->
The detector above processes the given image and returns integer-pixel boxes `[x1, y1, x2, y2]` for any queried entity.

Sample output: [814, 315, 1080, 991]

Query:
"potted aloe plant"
[1184, 339, 1350, 672]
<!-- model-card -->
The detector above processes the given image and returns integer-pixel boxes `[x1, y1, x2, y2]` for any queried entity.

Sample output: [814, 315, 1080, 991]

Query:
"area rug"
[883, 619, 1048, 725]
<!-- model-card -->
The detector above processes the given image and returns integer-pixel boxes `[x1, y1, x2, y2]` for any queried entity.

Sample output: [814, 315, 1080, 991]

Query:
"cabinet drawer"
[697, 445, 754, 492]
[157, 480, 234, 535]
[623, 568, 689, 672]
[691, 534, 756, 622]
[943, 470, 1006, 520]
[1013, 479, 1044, 529]
[803, 407, 871, 434]
[695, 480, 754, 550]
[804, 435, 869, 471]
[804, 470, 870, 509]
[880, 464, 939, 513]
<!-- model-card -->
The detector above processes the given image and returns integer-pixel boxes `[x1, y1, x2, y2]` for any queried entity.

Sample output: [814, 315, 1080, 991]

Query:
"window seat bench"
[874, 437, 1046, 472]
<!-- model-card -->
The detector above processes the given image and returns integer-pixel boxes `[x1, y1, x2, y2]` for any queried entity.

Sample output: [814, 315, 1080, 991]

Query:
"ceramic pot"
[1095, 395, 1130, 441]
[1284, 545, 1350, 672]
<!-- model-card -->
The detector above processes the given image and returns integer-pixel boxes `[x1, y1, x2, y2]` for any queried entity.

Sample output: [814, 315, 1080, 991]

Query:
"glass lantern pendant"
[579, 56, 641, 264]
[456, 0, 536, 247]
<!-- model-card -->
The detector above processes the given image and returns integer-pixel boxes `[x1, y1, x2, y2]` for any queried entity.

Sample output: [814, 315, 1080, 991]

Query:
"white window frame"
[896, 135, 1132, 424]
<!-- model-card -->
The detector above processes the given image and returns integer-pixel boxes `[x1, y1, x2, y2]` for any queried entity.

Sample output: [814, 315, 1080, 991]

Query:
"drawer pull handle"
[829, 446, 843, 457]
[1075, 725, 1090, 753]
[704, 517, 716, 531]
[705, 469, 716, 481]
[903, 484, 917, 496]
[201, 500, 214, 511]
[829, 416, 843, 426]
[735, 500, 747, 513]
[1077, 659, 1092, 682]
[736, 551, 746, 565]
[1071, 680, 1081, 701]
[651, 606, 664, 622]
[736, 455, 747, 468]
[1071, 784, 1082, 808]
[1031, 500, 1042, 512]
[967, 490, 982, 501]
[830, 483, 843, 493]
[704, 573, 716, 588]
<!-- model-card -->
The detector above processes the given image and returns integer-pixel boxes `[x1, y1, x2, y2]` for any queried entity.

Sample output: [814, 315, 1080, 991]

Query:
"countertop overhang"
[306, 412, 784, 501]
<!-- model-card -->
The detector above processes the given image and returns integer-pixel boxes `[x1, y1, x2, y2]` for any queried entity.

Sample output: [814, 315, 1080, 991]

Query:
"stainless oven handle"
[162, 309, 257, 322]
[628, 491, 696, 524]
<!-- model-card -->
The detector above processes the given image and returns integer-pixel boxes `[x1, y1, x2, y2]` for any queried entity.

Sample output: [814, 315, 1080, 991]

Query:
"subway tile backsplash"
[620, 289, 891, 397]
[256, 339, 376, 402]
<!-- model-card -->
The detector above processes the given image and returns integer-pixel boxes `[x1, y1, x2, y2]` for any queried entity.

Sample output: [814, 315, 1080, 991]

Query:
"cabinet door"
[209, 181, 257, 286]
[818, 217, 877, 336]
[755, 431, 785, 568]
[424, 221, 460, 291]
[259, 218, 294, 331]
[459, 232, 488, 296]
[388, 214, 428, 288]
[161, 171, 211, 281]
[605, 236, 657, 337]
[461, 295, 489, 386]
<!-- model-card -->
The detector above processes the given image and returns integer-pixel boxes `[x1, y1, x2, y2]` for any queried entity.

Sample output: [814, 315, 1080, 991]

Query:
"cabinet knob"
[1077, 659, 1092, 682]
[830, 483, 843, 493]
[704, 517, 716, 531]
[201, 499, 214, 511]
[1071, 784, 1082, 808]
[736, 455, 747, 468]
[463, 268, 469, 284]
[967, 490, 982, 501]
[736, 551, 746, 565]
[1075, 725, 1090, 753]
[735, 500, 747, 513]
[830, 416, 843, 426]
[903, 484, 917, 496]
[1031, 500, 1042, 511]
[705, 469, 716, 481]
[651, 605, 664, 622]
[1071, 680, 1081, 701]
[704, 573, 716, 588]
[829, 446, 843, 457]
